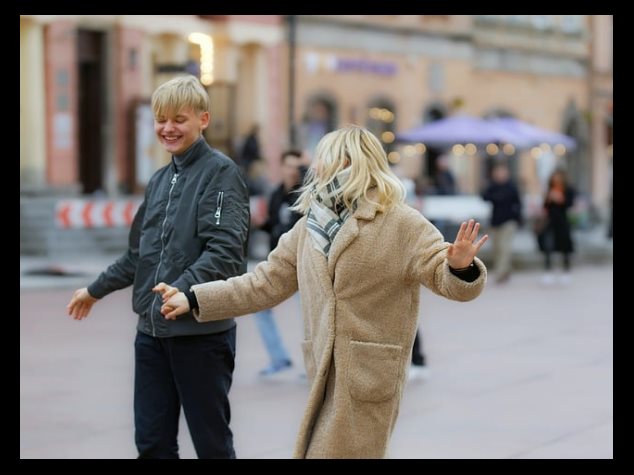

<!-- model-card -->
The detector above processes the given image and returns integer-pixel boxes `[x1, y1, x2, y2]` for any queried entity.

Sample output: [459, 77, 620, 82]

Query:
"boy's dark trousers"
[134, 327, 237, 459]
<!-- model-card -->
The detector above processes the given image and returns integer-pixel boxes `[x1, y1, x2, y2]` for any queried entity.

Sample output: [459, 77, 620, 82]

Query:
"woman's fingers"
[475, 234, 489, 251]
[162, 287, 179, 301]
[454, 219, 484, 243]
[464, 219, 475, 240]
[468, 222, 480, 242]
[455, 222, 467, 242]
[162, 305, 181, 320]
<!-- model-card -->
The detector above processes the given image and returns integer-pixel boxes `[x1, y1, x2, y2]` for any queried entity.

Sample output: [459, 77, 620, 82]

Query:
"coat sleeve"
[170, 163, 250, 292]
[87, 188, 149, 299]
[190, 220, 301, 322]
[404, 210, 487, 302]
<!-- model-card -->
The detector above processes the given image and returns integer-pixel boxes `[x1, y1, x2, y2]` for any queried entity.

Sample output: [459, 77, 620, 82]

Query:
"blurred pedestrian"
[408, 329, 431, 381]
[66, 75, 250, 459]
[429, 155, 457, 240]
[255, 150, 305, 377]
[240, 124, 261, 175]
[155, 125, 488, 458]
[434, 155, 457, 195]
[481, 163, 523, 284]
[538, 169, 576, 285]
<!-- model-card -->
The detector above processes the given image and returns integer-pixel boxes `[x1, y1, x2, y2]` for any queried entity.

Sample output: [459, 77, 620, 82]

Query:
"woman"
[154, 125, 488, 458]
[538, 169, 576, 284]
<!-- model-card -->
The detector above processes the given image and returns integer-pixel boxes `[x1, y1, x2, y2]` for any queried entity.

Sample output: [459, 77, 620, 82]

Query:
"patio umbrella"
[487, 117, 577, 150]
[395, 115, 531, 148]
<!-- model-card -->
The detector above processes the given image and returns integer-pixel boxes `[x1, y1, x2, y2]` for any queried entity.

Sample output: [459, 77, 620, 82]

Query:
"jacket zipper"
[150, 173, 179, 337]
[214, 191, 224, 225]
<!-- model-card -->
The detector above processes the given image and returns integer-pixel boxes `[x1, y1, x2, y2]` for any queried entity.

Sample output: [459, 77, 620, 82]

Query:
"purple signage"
[335, 58, 397, 76]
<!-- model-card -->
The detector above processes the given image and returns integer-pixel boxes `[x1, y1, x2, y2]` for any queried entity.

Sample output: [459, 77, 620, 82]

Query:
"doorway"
[77, 29, 105, 194]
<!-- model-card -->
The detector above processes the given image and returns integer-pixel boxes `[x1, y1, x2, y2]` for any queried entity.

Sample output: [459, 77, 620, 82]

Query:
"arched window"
[301, 94, 338, 159]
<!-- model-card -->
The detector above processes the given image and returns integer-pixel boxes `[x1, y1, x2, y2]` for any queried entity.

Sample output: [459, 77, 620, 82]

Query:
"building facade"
[20, 15, 285, 196]
[288, 15, 612, 216]
[20, 15, 612, 218]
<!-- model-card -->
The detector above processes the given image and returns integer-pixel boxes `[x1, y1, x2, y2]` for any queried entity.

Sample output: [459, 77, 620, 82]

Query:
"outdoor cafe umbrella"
[395, 115, 531, 148]
[487, 117, 577, 150]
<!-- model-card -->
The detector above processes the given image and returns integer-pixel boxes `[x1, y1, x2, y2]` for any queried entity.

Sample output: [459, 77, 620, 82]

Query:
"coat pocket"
[348, 340, 403, 402]
[301, 339, 317, 383]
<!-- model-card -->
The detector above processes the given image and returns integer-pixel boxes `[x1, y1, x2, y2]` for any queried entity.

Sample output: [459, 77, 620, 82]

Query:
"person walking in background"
[254, 150, 305, 377]
[154, 125, 488, 458]
[538, 169, 576, 285]
[434, 155, 457, 195]
[481, 162, 523, 284]
[66, 75, 250, 459]
[429, 155, 457, 241]
[409, 329, 431, 381]
[240, 124, 261, 176]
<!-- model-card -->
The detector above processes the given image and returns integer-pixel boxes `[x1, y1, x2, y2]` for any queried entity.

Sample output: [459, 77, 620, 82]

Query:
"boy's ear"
[200, 111, 210, 130]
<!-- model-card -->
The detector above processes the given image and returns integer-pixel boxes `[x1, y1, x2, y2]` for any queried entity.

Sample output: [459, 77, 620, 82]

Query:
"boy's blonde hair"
[151, 75, 210, 118]
[292, 125, 405, 215]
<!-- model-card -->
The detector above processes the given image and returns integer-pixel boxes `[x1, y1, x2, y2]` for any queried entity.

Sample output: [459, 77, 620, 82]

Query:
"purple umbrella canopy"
[396, 115, 576, 151]
[487, 117, 577, 150]
[395, 115, 531, 147]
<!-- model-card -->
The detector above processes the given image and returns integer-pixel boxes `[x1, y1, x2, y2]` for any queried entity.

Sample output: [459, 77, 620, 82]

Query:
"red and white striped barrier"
[57, 196, 270, 229]
[56, 199, 143, 229]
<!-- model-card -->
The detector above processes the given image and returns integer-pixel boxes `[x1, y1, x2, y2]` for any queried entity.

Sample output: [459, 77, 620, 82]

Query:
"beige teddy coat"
[191, 195, 487, 458]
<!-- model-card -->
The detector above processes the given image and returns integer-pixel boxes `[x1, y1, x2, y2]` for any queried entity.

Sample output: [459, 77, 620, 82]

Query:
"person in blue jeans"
[255, 150, 305, 376]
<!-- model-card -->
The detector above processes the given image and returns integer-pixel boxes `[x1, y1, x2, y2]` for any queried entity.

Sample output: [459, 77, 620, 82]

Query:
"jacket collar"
[171, 137, 206, 172]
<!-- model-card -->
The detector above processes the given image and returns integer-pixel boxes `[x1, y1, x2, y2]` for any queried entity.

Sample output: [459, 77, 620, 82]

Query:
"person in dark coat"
[481, 163, 523, 283]
[67, 75, 250, 459]
[539, 169, 575, 285]
[240, 124, 261, 175]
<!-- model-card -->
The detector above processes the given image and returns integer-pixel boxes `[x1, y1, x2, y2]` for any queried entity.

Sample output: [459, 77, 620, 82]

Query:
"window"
[301, 96, 337, 159]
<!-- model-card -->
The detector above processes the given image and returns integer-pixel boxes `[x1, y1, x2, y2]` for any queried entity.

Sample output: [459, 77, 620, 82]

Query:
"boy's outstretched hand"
[446, 219, 488, 270]
[67, 287, 99, 320]
[152, 283, 190, 320]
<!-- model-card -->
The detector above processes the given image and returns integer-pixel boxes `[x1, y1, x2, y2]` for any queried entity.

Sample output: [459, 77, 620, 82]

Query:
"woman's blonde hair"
[151, 75, 210, 118]
[292, 125, 405, 215]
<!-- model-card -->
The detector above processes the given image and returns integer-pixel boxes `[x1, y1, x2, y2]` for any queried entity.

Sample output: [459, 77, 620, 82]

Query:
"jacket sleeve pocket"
[347, 340, 402, 402]
[301, 339, 317, 384]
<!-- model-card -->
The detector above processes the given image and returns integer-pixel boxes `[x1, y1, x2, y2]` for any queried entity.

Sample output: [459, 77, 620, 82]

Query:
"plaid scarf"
[306, 168, 353, 257]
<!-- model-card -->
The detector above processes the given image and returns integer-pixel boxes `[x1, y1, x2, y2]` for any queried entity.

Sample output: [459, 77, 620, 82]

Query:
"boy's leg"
[134, 331, 181, 459]
[170, 327, 237, 459]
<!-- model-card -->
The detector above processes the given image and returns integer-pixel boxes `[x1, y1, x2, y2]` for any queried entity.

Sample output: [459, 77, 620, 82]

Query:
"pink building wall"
[44, 21, 78, 186]
[115, 26, 144, 188]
